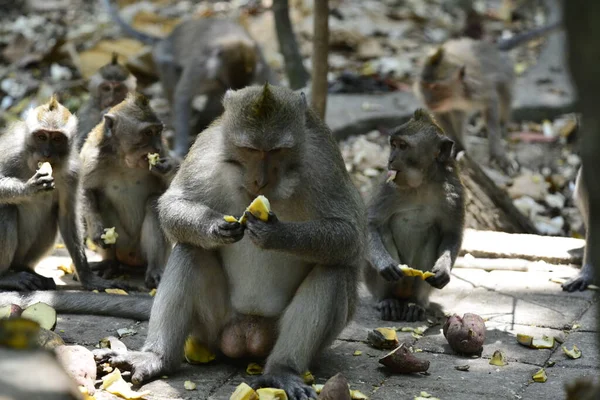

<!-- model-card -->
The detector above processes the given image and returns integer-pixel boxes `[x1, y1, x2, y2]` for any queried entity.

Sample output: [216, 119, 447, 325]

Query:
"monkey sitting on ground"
[0, 96, 121, 291]
[364, 109, 465, 322]
[413, 24, 560, 175]
[95, 84, 366, 400]
[74, 53, 136, 152]
[80, 93, 177, 289]
[101, 0, 278, 158]
[562, 167, 596, 292]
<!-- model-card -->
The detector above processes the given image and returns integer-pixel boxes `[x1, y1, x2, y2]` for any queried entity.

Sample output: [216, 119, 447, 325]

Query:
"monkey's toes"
[377, 299, 404, 321]
[404, 304, 425, 322]
[251, 373, 316, 400]
[562, 277, 589, 292]
[144, 269, 162, 290]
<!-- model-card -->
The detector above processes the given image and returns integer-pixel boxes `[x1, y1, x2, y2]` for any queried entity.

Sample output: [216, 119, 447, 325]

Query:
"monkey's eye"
[143, 128, 157, 137]
[397, 141, 408, 150]
[36, 133, 47, 141]
[52, 135, 66, 143]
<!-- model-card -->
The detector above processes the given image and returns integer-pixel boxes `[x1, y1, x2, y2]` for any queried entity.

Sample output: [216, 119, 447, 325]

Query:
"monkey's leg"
[140, 197, 169, 289]
[434, 112, 465, 153]
[254, 266, 354, 399]
[152, 46, 179, 107]
[100, 244, 230, 383]
[484, 99, 517, 174]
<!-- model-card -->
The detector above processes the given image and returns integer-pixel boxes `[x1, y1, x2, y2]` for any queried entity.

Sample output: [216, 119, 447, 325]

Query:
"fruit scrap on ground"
[489, 350, 508, 366]
[532, 368, 548, 382]
[230, 383, 259, 400]
[368, 327, 399, 349]
[516, 333, 555, 349]
[100, 368, 150, 399]
[256, 388, 288, 399]
[246, 362, 263, 375]
[379, 343, 430, 374]
[184, 336, 216, 364]
[443, 313, 486, 355]
[562, 345, 582, 359]
[105, 289, 128, 295]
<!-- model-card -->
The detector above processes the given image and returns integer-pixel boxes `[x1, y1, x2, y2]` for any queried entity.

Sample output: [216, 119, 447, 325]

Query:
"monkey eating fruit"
[364, 109, 465, 322]
[226, 195, 272, 225]
[93, 84, 366, 400]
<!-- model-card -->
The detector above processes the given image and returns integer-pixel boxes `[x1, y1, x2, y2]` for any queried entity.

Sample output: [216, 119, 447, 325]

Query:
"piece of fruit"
[99, 336, 127, 353]
[21, 302, 57, 331]
[303, 371, 315, 385]
[239, 195, 271, 224]
[350, 390, 369, 399]
[386, 170, 397, 183]
[397, 265, 435, 280]
[246, 363, 263, 375]
[562, 345, 582, 359]
[230, 382, 259, 400]
[37, 327, 65, 350]
[224, 215, 238, 223]
[313, 384, 324, 394]
[57, 264, 74, 274]
[147, 153, 160, 170]
[517, 334, 555, 349]
[0, 304, 23, 319]
[317, 373, 351, 400]
[353, 350, 362, 356]
[256, 388, 288, 400]
[101, 227, 119, 245]
[55, 345, 97, 395]
[443, 313, 486, 355]
[101, 368, 150, 399]
[0, 317, 40, 349]
[184, 337, 216, 364]
[149, 288, 157, 296]
[104, 288, 128, 295]
[184, 380, 197, 390]
[489, 350, 508, 366]
[37, 161, 53, 177]
[367, 327, 399, 349]
[532, 368, 547, 382]
[379, 343, 430, 373]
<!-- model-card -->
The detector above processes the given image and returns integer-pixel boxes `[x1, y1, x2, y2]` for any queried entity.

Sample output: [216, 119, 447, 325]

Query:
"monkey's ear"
[427, 47, 444, 66]
[300, 92, 307, 108]
[458, 65, 466, 81]
[437, 137, 454, 162]
[103, 114, 115, 138]
[413, 108, 434, 122]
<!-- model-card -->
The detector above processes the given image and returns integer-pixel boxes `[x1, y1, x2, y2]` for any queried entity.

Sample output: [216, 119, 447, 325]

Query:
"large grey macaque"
[365, 109, 465, 322]
[101, 0, 278, 158]
[0, 96, 120, 291]
[74, 53, 137, 152]
[562, 167, 595, 291]
[80, 92, 177, 289]
[95, 84, 366, 400]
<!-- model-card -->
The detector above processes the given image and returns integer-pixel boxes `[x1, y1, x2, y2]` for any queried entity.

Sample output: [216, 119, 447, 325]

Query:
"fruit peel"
[101, 227, 119, 245]
[100, 368, 150, 399]
[562, 345, 582, 359]
[532, 368, 547, 382]
[256, 388, 288, 399]
[230, 382, 259, 400]
[184, 337, 216, 364]
[489, 350, 508, 366]
[398, 265, 434, 280]
[367, 327, 399, 349]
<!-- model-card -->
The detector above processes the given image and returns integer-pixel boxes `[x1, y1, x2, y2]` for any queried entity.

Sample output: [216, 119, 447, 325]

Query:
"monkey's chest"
[220, 239, 312, 318]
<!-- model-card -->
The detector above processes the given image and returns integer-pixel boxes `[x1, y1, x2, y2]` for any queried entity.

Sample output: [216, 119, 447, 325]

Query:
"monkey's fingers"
[380, 265, 403, 282]
[251, 373, 316, 400]
[561, 277, 589, 292]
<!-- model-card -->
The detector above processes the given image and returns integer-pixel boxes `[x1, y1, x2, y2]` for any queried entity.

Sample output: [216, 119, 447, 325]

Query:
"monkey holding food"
[94, 84, 366, 400]
[79, 93, 177, 289]
[101, 0, 278, 158]
[364, 109, 465, 322]
[0, 96, 121, 291]
[414, 24, 560, 175]
[74, 53, 137, 153]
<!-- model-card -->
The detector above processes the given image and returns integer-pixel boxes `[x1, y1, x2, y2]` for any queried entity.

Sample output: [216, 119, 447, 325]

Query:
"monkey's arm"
[158, 189, 244, 249]
[0, 170, 52, 204]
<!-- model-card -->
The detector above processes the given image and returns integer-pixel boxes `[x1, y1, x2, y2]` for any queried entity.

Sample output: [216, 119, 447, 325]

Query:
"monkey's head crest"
[251, 82, 277, 118]
[27, 95, 77, 133]
[426, 47, 444, 66]
[111, 52, 119, 65]
[47, 95, 59, 112]
[412, 108, 443, 132]
[131, 92, 150, 107]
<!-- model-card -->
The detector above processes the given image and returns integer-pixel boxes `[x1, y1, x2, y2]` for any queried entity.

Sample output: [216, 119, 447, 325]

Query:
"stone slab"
[56, 314, 148, 350]
[577, 302, 599, 332]
[555, 331, 600, 369]
[519, 366, 599, 400]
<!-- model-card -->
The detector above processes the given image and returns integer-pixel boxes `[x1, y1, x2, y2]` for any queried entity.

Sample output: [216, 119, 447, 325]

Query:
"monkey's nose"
[254, 179, 268, 191]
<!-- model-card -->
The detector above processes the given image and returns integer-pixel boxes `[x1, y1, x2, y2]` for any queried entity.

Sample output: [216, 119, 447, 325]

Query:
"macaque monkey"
[74, 53, 137, 152]
[562, 167, 595, 292]
[95, 84, 366, 400]
[80, 93, 176, 289]
[364, 109, 465, 321]
[101, 0, 278, 158]
[414, 25, 560, 175]
[0, 96, 119, 291]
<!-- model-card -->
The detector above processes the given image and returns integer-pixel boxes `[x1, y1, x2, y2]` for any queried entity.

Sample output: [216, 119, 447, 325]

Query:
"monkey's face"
[416, 67, 466, 113]
[98, 81, 129, 109]
[27, 129, 70, 167]
[387, 120, 453, 189]
[105, 114, 163, 169]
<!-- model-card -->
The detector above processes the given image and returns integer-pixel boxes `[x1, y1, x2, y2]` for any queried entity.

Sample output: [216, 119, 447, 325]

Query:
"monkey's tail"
[100, 0, 160, 45]
[0, 291, 151, 321]
[496, 21, 561, 51]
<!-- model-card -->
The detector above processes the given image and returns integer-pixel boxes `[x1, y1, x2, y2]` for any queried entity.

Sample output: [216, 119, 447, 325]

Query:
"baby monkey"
[75, 53, 136, 152]
[365, 109, 465, 321]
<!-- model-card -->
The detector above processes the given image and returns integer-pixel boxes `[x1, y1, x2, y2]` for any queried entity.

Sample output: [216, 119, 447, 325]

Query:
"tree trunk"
[272, 0, 310, 90]
[311, 0, 329, 120]
[563, 0, 600, 356]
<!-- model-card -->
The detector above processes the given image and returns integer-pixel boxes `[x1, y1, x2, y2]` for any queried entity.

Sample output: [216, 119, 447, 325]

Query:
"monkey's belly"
[14, 198, 57, 265]
[221, 238, 312, 317]
[384, 213, 439, 271]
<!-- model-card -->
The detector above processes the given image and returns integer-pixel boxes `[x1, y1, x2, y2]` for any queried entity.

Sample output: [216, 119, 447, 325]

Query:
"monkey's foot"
[79, 274, 132, 291]
[90, 260, 123, 279]
[93, 349, 165, 385]
[562, 275, 593, 292]
[251, 372, 316, 400]
[491, 153, 519, 176]
[144, 267, 163, 290]
[0, 271, 56, 291]
[377, 299, 425, 322]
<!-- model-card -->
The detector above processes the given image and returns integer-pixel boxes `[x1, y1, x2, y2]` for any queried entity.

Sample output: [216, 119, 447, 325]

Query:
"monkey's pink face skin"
[387, 169, 424, 189]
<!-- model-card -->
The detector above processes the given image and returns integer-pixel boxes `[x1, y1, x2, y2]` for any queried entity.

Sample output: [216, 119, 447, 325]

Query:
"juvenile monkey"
[102, 0, 277, 158]
[414, 25, 560, 175]
[0, 97, 119, 291]
[80, 93, 176, 289]
[562, 167, 595, 292]
[95, 84, 366, 400]
[74, 53, 136, 152]
[364, 109, 465, 322]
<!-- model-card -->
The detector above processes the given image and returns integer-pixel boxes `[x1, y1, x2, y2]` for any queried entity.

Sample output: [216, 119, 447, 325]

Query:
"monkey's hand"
[90, 227, 112, 249]
[25, 170, 55, 194]
[426, 258, 452, 289]
[562, 263, 594, 292]
[210, 218, 244, 244]
[93, 349, 165, 385]
[244, 211, 281, 249]
[149, 156, 175, 175]
[251, 371, 316, 400]
[374, 257, 404, 282]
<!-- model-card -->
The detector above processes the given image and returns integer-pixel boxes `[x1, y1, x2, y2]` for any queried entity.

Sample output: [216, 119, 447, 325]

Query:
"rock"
[507, 171, 549, 201]
[533, 215, 564, 235]
[357, 38, 385, 60]
[545, 192, 566, 209]
[513, 196, 545, 219]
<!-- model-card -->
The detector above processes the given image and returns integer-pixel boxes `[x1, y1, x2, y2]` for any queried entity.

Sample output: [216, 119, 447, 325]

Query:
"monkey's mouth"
[386, 170, 398, 183]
